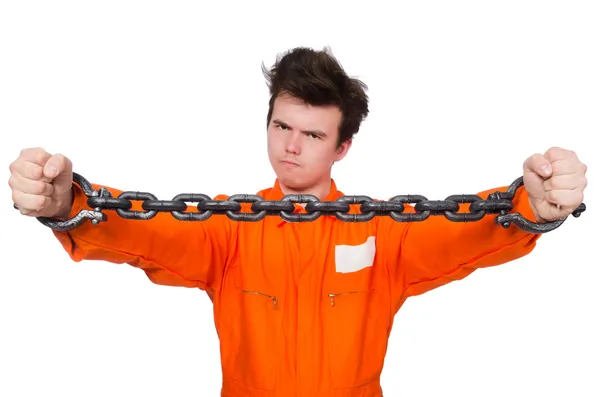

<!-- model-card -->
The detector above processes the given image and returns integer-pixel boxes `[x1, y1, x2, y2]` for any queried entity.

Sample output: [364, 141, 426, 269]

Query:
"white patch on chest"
[334, 236, 376, 273]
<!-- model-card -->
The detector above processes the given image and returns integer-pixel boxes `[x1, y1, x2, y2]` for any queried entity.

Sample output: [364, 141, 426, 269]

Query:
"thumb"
[43, 153, 73, 193]
[523, 153, 553, 179]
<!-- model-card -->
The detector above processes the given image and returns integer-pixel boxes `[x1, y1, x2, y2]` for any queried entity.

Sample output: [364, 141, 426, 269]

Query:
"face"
[267, 94, 351, 195]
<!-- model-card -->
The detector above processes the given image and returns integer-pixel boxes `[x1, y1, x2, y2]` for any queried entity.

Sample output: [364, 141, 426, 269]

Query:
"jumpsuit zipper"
[242, 289, 279, 309]
[328, 291, 363, 306]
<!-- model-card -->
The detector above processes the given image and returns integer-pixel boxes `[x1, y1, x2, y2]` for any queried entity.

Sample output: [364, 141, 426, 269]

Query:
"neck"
[279, 178, 332, 202]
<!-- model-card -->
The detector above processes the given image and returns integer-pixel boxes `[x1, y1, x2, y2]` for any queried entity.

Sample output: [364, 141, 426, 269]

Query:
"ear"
[334, 138, 352, 162]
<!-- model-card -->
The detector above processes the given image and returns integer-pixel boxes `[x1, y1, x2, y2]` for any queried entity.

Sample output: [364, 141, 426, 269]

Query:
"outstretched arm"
[378, 183, 540, 314]
[10, 147, 235, 293]
[377, 146, 587, 314]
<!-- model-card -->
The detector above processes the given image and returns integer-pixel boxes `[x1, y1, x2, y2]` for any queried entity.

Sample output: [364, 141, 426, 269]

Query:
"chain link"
[22, 172, 586, 234]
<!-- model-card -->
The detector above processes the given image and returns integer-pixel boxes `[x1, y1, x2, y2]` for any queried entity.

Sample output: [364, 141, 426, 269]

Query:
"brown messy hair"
[262, 46, 369, 147]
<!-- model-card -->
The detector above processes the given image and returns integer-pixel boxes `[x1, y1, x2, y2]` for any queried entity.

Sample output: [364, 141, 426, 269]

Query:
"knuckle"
[21, 147, 49, 165]
[32, 180, 47, 195]
[567, 150, 579, 161]
[33, 151, 48, 165]
[545, 146, 562, 160]
[21, 146, 38, 157]
[11, 191, 25, 208]
[32, 195, 49, 211]
[30, 164, 43, 180]
[7, 175, 17, 189]
[569, 192, 584, 208]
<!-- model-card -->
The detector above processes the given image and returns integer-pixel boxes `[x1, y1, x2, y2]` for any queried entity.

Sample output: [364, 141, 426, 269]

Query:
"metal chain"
[23, 172, 586, 234]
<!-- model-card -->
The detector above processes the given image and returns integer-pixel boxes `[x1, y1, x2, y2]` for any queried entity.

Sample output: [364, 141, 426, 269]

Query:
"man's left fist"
[522, 146, 587, 223]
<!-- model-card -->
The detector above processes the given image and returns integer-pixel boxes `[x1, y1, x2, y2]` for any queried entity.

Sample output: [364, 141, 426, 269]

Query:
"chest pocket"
[322, 235, 391, 390]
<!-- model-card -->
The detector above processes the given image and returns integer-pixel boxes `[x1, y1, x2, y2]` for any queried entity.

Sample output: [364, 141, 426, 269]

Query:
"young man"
[9, 47, 588, 397]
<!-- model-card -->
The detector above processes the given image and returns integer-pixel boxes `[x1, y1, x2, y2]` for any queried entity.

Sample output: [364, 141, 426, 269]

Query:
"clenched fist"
[523, 146, 587, 223]
[9, 147, 74, 219]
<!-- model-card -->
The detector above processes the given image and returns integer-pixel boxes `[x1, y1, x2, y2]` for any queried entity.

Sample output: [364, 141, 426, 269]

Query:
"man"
[8, 47, 588, 397]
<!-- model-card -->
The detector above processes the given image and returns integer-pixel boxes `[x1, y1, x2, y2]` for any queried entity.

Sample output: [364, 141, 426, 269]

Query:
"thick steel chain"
[26, 172, 586, 234]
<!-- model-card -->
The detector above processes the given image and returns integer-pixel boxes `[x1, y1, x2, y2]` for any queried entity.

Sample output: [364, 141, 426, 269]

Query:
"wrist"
[527, 196, 547, 224]
[54, 188, 75, 220]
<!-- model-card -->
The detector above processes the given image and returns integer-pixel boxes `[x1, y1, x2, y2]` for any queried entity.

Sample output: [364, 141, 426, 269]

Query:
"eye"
[276, 124, 289, 131]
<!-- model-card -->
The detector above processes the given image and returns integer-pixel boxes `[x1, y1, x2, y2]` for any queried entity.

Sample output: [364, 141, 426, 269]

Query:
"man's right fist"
[8, 147, 74, 219]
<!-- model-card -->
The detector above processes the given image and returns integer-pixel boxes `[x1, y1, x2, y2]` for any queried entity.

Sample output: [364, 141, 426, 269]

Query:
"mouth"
[282, 160, 300, 166]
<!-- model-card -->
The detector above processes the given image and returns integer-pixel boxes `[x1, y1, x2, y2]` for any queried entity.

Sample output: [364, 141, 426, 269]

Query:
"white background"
[1, 1, 598, 396]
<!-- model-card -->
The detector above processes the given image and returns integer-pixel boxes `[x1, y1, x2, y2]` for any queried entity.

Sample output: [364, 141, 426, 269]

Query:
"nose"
[285, 130, 302, 155]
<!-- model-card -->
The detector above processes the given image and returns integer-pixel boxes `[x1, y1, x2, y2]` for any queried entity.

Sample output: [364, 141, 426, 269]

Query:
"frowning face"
[267, 94, 352, 197]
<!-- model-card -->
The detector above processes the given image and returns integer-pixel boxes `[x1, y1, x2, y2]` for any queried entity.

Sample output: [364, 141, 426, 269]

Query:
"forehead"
[272, 94, 342, 133]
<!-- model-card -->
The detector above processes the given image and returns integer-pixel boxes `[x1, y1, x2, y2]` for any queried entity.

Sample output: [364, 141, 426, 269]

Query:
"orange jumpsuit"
[53, 178, 540, 397]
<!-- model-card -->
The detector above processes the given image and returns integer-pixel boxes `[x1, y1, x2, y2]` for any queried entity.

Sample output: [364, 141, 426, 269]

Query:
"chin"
[280, 175, 317, 193]
[276, 173, 303, 188]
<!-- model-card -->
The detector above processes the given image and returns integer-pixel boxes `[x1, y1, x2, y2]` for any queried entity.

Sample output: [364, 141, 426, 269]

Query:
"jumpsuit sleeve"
[377, 184, 542, 314]
[51, 181, 236, 292]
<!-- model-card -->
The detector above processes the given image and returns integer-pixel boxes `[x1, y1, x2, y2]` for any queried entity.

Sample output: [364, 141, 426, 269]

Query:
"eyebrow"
[272, 119, 328, 138]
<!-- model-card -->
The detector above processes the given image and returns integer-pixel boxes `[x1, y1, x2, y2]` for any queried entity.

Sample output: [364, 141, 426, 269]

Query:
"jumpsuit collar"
[265, 178, 342, 226]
